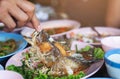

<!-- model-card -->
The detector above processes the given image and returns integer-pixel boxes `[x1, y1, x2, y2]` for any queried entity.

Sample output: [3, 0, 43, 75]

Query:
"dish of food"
[0, 32, 27, 61]
[66, 27, 120, 46]
[44, 26, 74, 35]
[6, 30, 104, 79]
[66, 27, 100, 45]
[21, 19, 80, 37]
[0, 39, 17, 56]
[95, 26, 120, 36]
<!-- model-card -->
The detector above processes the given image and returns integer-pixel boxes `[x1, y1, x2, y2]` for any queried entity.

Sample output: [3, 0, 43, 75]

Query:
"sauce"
[108, 54, 120, 64]
[45, 27, 73, 35]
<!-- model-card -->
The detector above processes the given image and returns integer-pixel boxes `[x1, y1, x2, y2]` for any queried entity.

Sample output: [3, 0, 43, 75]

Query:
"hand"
[0, 0, 40, 32]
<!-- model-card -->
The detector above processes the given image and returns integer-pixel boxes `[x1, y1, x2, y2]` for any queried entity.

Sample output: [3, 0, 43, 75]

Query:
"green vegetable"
[7, 65, 23, 74]
[0, 39, 17, 56]
[34, 71, 48, 79]
[93, 48, 104, 59]
[76, 45, 91, 53]
[75, 45, 104, 59]
[7, 65, 85, 79]
[81, 46, 91, 52]
[25, 53, 30, 60]
[7, 65, 34, 79]
[48, 72, 85, 79]
[75, 44, 79, 53]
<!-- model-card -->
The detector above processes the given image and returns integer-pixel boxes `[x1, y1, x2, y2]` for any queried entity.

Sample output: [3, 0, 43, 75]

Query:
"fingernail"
[37, 25, 42, 32]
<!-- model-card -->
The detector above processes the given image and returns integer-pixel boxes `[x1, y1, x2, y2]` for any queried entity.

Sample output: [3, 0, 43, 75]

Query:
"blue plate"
[0, 64, 4, 70]
[0, 32, 27, 62]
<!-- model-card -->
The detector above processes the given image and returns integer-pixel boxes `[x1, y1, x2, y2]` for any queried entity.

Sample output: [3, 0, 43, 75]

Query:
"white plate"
[21, 19, 80, 37]
[67, 27, 120, 46]
[5, 42, 104, 79]
[95, 26, 120, 36]
[66, 27, 100, 45]
[66, 27, 97, 37]
[70, 41, 104, 79]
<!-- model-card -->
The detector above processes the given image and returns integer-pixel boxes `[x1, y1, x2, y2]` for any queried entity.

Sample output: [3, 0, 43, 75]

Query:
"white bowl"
[0, 70, 23, 79]
[104, 49, 120, 79]
[101, 36, 120, 52]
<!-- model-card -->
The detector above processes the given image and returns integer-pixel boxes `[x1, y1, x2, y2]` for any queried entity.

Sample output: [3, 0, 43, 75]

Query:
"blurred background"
[30, 0, 109, 27]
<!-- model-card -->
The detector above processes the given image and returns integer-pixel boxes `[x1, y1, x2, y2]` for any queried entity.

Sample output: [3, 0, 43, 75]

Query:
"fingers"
[25, 22, 33, 28]
[26, 14, 40, 31]
[0, 13, 16, 32]
[31, 14, 40, 31]
[17, 0, 35, 21]
[8, 5, 29, 27]
[16, 0, 38, 29]
[0, 0, 38, 31]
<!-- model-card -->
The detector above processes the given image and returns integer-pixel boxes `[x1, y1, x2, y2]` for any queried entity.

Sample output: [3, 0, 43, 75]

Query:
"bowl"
[21, 19, 80, 37]
[101, 36, 120, 52]
[104, 49, 120, 79]
[0, 70, 23, 79]
[0, 32, 27, 62]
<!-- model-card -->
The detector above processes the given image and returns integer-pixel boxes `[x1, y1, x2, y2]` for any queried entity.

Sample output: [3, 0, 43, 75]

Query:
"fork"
[91, 27, 102, 42]
[91, 27, 101, 37]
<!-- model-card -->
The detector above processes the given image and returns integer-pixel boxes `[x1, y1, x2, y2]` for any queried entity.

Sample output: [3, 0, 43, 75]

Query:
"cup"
[104, 49, 120, 79]
[0, 70, 23, 79]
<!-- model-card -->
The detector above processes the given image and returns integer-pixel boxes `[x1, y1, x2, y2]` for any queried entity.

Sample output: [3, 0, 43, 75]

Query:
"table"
[91, 63, 110, 78]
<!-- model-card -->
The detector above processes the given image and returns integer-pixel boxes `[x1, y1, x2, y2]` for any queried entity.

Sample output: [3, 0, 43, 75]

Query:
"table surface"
[91, 63, 110, 78]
